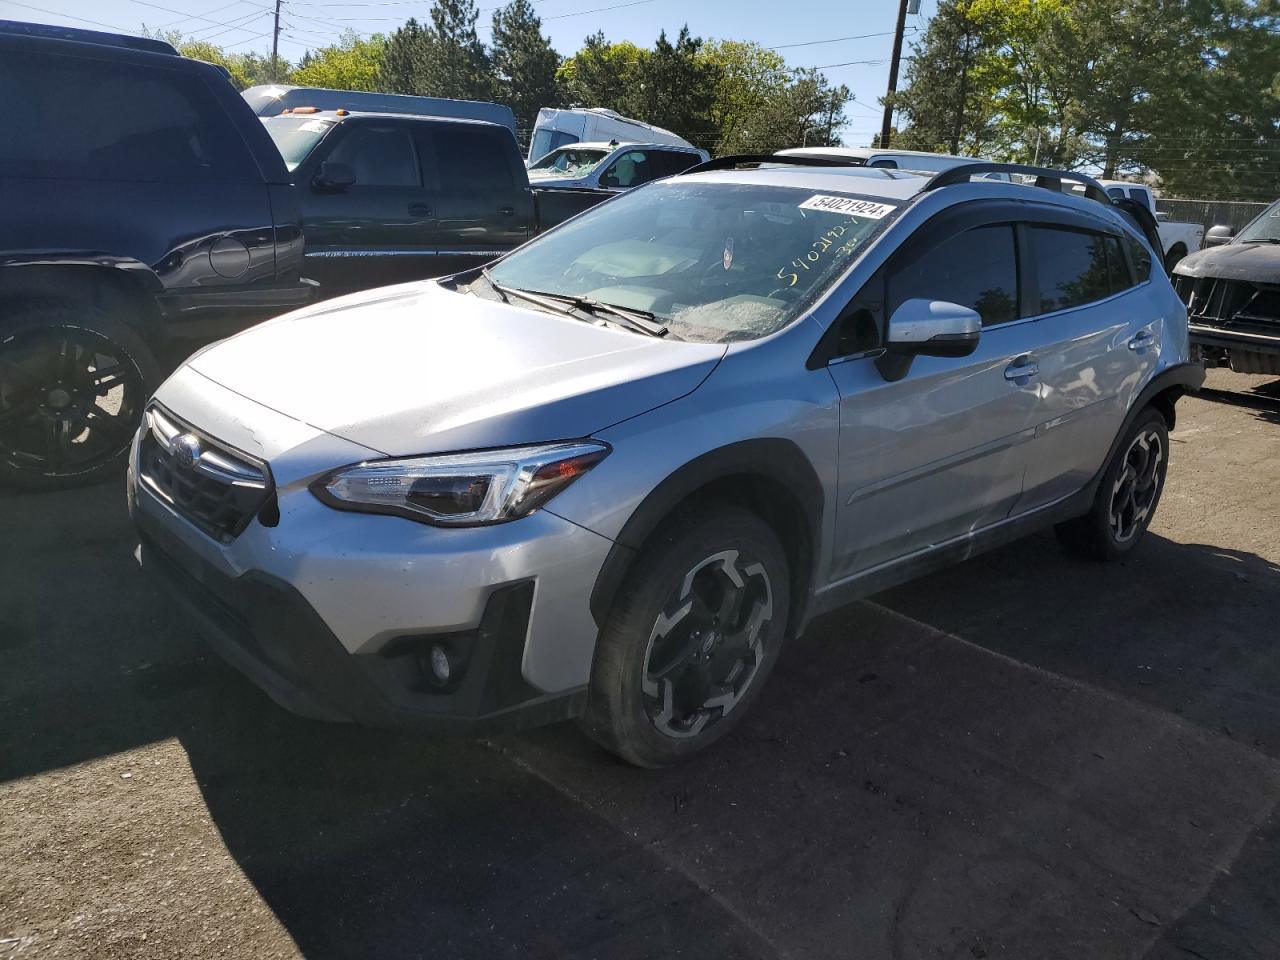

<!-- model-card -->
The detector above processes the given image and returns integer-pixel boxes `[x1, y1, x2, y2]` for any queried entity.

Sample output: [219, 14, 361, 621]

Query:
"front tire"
[1055, 408, 1169, 561]
[579, 505, 790, 767]
[0, 301, 159, 490]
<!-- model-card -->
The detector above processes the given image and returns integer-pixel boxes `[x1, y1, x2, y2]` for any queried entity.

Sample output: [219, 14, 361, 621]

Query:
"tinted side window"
[1028, 226, 1112, 314]
[427, 127, 515, 191]
[652, 150, 700, 178]
[602, 151, 654, 188]
[1, 50, 256, 183]
[1126, 236, 1153, 283]
[889, 224, 1019, 326]
[325, 125, 419, 187]
[868, 158, 899, 169]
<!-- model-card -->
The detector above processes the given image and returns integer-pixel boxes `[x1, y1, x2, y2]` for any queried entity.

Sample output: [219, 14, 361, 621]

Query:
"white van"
[528, 107, 696, 164]
[776, 146, 1011, 179]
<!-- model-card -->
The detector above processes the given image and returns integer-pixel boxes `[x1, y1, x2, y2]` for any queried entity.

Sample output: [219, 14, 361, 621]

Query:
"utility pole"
[879, 0, 911, 149]
[271, 0, 282, 81]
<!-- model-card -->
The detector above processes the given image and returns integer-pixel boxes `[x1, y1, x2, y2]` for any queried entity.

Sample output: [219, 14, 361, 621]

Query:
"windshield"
[483, 180, 900, 343]
[261, 116, 336, 171]
[529, 147, 609, 179]
[528, 127, 579, 164]
[1236, 200, 1280, 242]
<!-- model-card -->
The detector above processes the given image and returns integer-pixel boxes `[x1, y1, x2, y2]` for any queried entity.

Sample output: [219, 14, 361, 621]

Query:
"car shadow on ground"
[5, 481, 1280, 958]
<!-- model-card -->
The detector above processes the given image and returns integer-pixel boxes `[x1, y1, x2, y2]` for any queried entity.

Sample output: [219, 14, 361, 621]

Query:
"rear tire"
[579, 505, 790, 767]
[1055, 407, 1169, 561]
[1164, 244, 1187, 273]
[0, 301, 159, 490]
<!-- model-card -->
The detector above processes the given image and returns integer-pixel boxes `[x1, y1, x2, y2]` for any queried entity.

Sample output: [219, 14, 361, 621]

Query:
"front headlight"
[312, 440, 609, 526]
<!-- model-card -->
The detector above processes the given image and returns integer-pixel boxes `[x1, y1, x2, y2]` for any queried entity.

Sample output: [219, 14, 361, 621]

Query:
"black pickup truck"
[261, 109, 612, 294]
[0, 19, 314, 490]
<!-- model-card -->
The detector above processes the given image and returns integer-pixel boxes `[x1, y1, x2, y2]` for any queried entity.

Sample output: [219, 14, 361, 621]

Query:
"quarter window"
[888, 224, 1019, 326]
[1126, 236, 1153, 283]
[1028, 226, 1113, 313]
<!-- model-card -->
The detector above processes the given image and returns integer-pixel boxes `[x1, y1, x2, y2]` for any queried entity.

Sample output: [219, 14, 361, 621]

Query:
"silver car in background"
[128, 158, 1202, 766]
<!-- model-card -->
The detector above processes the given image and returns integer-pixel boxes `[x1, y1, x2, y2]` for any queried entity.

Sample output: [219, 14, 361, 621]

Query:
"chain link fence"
[1155, 198, 1270, 233]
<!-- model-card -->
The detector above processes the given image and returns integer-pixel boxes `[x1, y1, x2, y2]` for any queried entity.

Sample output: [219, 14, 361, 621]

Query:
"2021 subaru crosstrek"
[129, 158, 1202, 766]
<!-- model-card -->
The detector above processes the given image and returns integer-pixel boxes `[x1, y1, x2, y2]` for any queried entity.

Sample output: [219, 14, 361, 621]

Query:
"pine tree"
[491, 0, 561, 136]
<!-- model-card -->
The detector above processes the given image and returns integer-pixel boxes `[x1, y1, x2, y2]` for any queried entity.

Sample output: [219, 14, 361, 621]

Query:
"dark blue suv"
[0, 20, 314, 489]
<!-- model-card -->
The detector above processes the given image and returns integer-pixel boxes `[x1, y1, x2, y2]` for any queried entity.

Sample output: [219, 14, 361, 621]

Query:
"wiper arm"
[480, 270, 678, 339]
[480, 269, 578, 319]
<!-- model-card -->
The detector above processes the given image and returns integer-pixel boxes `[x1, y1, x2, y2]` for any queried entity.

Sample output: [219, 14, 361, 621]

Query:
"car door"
[1015, 221, 1160, 510]
[296, 118, 438, 294]
[825, 218, 1043, 580]
[417, 122, 533, 276]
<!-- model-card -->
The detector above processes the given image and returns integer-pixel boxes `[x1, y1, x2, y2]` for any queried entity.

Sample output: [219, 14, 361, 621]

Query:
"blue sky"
[6, 0, 939, 145]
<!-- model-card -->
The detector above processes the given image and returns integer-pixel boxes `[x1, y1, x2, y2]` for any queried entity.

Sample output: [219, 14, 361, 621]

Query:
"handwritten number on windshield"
[775, 217, 861, 287]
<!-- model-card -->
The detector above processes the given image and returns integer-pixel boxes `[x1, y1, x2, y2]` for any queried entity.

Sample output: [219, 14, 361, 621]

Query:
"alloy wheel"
[1109, 427, 1164, 543]
[641, 549, 774, 739]
[0, 326, 142, 479]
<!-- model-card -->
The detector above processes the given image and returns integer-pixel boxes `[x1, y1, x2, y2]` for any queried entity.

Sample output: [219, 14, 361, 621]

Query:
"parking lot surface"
[2, 370, 1278, 959]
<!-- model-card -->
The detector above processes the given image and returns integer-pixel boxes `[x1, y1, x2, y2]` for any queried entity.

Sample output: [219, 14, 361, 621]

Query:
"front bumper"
[128, 378, 614, 732]
[136, 508, 585, 732]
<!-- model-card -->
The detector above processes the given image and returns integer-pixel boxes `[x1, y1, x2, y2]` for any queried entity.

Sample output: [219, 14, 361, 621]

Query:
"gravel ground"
[1, 368, 1278, 959]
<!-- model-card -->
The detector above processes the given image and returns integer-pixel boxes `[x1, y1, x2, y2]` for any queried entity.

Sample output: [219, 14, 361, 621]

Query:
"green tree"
[379, 17, 428, 94]
[490, 0, 561, 134]
[292, 30, 386, 92]
[632, 27, 720, 149]
[557, 33, 646, 112]
[146, 30, 286, 89]
[379, 1, 493, 101]
[892, 0, 999, 155]
[700, 40, 791, 153]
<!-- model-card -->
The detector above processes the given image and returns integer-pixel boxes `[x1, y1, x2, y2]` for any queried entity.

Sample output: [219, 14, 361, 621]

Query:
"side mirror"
[876, 298, 981, 382]
[600, 172, 620, 189]
[312, 160, 355, 191]
[1205, 224, 1234, 247]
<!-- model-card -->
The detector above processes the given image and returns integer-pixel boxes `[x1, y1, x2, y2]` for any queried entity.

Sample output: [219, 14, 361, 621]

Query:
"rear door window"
[1126, 236, 1153, 283]
[651, 150, 701, 178]
[423, 126, 516, 191]
[1, 49, 256, 183]
[888, 224, 1019, 326]
[1027, 226, 1114, 314]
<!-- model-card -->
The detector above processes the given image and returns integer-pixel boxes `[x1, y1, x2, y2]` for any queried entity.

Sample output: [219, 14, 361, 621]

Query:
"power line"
[156, 0, 252, 29]
[767, 28, 913, 51]
[0, 0, 127, 30]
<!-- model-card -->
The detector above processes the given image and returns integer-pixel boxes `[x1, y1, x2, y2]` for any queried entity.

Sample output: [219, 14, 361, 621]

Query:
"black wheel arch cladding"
[588, 437, 823, 638]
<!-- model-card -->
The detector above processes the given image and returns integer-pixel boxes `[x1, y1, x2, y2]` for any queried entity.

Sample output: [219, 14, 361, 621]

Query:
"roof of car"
[778, 146, 979, 161]
[553, 141, 701, 153]
[265, 109, 509, 131]
[680, 166, 931, 201]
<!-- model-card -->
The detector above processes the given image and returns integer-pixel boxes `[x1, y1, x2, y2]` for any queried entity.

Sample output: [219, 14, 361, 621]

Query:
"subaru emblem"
[172, 433, 201, 470]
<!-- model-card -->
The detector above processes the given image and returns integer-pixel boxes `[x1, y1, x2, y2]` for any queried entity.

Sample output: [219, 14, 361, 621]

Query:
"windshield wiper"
[480, 270, 676, 339]
[1238, 237, 1280, 244]
[479, 269, 579, 319]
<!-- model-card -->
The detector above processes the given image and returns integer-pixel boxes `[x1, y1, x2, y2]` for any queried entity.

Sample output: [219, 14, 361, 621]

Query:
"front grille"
[1176, 274, 1280, 333]
[138, 404, 273, 542]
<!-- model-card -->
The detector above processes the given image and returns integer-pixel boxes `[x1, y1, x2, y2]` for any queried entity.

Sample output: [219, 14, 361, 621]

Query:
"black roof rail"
[923, 161, 1111, 204]
[681, 153, 867, 176]
[0, 19, 178, 55]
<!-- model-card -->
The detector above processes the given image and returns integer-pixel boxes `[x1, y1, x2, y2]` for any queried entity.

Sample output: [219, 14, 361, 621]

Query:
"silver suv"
[129, 159, 1203, 766]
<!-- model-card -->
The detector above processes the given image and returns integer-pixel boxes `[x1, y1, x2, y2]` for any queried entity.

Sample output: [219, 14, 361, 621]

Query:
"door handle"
[498, 206, 515, 216]
[408, 202, 433, 216]
[1128, 330, 1155, 351]
[1004, 356, 1039, 381]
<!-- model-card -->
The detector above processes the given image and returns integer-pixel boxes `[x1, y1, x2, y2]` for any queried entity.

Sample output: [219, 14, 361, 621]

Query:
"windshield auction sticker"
[799, 195, 896, 219]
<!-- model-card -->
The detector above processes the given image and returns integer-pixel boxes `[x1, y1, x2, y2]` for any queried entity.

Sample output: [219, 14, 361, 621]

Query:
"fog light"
[428, 644, 451, 684]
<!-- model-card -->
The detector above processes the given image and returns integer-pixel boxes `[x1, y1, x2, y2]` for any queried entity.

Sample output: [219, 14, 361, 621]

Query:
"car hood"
[1174, 242, 1280, 283]
[188, 281, 725, 457]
